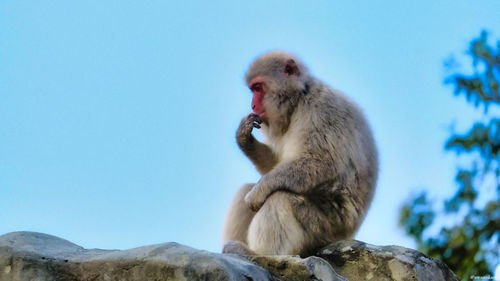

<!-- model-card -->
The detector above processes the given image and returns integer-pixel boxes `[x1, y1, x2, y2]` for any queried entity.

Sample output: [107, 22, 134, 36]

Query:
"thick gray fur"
[223, 51, 378, 257]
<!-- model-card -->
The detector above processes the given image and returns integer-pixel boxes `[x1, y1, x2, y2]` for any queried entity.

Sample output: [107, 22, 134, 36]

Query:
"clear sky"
[1, 1, 499, 253]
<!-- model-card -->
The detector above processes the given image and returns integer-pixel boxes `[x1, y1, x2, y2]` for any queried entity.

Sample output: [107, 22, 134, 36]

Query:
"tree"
[399, 31, 500, 280]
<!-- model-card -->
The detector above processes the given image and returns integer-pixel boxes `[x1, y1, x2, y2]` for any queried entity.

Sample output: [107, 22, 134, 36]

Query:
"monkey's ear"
[284, 59, 300, 77]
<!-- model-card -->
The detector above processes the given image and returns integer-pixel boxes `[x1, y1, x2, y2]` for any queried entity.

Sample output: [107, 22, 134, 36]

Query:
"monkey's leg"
[248, 190, 362, 256]
[247, 191, 320, 256]
[222, 183, 256, 253]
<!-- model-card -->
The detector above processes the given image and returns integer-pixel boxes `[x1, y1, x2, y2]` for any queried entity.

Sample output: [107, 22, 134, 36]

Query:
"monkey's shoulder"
[307, 83, 360, 111]
[301, 83, 370, 129]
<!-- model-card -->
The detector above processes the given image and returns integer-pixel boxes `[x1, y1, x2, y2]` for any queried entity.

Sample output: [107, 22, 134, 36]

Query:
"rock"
[0, 231, 459, 281]
[0, 232, 272, 281]
[317, 240, 460, 281]
[0, 231, 341, 281]
[248, 255, 346, 281]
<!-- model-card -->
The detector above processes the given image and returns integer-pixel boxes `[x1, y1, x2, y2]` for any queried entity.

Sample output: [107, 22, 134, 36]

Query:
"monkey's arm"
[244, 155, 334, 211]
[240, 139, 278, 175]
[237, 114, 278, 175]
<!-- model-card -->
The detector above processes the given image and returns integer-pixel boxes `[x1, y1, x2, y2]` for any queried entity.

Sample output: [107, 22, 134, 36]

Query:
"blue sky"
[1, 1, 499, 253]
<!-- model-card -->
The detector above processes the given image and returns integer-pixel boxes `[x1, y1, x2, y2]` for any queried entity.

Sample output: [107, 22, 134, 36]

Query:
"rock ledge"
[0, 231, 458, 281]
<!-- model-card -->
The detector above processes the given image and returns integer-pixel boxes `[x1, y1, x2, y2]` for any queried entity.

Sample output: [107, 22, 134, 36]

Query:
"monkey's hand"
[236, 114, 277, 175]
[244, 181, 268, 212]
[236, 113, 262, 151]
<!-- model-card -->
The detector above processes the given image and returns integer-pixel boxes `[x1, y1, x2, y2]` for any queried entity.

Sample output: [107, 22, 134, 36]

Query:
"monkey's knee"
[222, 184, 256, 245]
[247, 191, 308, 255]
[232, 183, 253, 203]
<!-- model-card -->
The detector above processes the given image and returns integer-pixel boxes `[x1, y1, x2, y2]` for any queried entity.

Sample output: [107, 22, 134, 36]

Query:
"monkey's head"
[245, 51, 311, 123]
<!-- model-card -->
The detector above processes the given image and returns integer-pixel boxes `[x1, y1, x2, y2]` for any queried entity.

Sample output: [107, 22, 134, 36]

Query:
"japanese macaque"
[222, 51, 378, 257]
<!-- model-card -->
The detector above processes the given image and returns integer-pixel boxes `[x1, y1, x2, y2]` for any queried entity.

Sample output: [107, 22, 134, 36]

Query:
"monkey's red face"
[249, 76, 266, 118]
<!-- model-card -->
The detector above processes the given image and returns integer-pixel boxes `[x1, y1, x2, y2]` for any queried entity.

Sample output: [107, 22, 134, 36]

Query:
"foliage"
[399, 31, 500, 280]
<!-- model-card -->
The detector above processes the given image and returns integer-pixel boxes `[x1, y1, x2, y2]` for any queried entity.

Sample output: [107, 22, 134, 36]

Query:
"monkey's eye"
[285, 65, 294, 76]
[251, 83, 263, 93]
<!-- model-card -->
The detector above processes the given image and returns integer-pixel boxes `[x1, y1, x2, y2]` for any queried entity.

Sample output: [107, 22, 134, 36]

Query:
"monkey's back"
[295, 79, 379, 237]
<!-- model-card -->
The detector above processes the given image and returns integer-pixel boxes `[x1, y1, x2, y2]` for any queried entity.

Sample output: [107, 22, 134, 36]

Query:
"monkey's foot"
[222, 241, 256, 256]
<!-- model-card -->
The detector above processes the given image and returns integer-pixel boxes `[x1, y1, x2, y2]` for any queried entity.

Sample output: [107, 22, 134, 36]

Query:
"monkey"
[222, 51, 378, 257]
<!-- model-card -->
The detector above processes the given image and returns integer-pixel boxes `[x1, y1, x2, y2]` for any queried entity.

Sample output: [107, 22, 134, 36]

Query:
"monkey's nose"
[252, 105, 256, 109]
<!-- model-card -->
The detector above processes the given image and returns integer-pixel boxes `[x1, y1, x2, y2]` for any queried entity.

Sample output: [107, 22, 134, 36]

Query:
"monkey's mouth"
[255, 110, 267, 119]
[252, 103, 266, 119]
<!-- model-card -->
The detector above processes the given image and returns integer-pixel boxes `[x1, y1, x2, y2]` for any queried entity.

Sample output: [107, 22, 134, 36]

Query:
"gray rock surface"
[317, 240, 460, 281]
[0, 232, 341, 281]
[0, 231, 459, 281]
